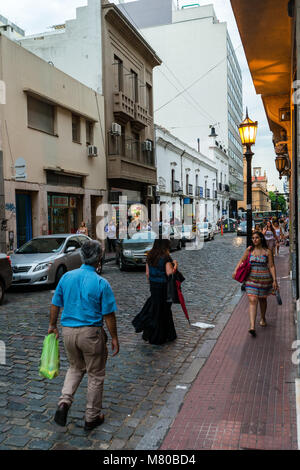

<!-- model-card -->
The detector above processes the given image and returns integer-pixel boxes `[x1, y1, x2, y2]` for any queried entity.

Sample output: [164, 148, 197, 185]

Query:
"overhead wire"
[117, 0, 243, 148]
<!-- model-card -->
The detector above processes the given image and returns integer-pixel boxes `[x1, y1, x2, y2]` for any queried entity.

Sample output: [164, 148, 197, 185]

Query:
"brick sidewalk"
[161, 247, 298, 450]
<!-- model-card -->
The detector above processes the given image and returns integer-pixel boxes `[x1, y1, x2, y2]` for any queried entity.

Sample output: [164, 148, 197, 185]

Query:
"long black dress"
[132, 256, 177, 345]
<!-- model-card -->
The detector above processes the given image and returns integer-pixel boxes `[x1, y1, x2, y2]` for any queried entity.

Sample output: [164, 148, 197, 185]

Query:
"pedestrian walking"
[107, 220, 116, 252]
[232, 231, 278, 337]
[273, 220, 284, 255]
[132, 239, 178, 345]
[262, 220, 278, 256]
[48, 240, 119, 430]
[77, 221, 88, 236]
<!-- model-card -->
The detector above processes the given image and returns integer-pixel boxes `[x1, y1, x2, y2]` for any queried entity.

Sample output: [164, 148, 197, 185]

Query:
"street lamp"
[275, 155, 287, 180]
[238, 108, 258, 246]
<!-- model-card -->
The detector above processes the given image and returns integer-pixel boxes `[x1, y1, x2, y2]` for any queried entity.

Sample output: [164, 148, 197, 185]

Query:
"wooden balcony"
[113, 92, 135, 124]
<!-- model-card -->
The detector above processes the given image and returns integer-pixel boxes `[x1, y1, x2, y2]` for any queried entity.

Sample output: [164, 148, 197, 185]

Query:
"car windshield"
[199, 223, 208, 229]
[240, 222, 247, 228]
[17, 238, 66, 254]
[131, 231, 157, 241]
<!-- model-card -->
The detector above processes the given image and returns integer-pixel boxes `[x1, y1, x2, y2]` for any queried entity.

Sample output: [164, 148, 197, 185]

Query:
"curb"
[135, 284, 244, 450]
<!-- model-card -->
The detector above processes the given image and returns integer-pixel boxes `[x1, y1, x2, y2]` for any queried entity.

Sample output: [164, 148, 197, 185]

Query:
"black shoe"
[84, 414, 105, 431]
[248, 329, 256, 337]
[54, 403, 69, 426]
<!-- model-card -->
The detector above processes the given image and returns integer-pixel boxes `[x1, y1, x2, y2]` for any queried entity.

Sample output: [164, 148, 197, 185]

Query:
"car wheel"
[0, 280, 5, 305]
[55, 265, 66, 286]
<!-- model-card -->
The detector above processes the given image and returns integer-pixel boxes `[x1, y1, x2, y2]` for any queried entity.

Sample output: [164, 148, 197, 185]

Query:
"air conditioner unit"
[147, 186, 153, 197]
[111, 122, 122, 136]
[143, 140, 152, 152]
[88, 145, 98, 157]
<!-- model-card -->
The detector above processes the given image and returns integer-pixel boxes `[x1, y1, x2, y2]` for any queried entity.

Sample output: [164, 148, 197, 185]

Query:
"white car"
[197, 222, 215, 241]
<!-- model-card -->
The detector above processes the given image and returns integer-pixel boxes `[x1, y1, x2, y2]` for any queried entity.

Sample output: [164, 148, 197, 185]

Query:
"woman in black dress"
[132, 239, 178, 345]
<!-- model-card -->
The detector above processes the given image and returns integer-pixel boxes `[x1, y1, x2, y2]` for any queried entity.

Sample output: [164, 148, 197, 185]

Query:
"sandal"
[248, 329, 256, 337]
[259, 320, 267, 327]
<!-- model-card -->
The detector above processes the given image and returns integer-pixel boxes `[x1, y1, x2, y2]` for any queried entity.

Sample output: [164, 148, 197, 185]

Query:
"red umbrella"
[175, 280, 190, 325]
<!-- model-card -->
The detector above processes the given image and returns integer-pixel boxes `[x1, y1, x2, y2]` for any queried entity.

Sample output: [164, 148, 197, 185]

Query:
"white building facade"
[117, 0, 244, 217]
[17, 0, 103, 93]
[155, 125, 226, 225]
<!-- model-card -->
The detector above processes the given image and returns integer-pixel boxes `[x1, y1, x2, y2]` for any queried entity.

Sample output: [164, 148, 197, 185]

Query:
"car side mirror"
[66, 246, 76, 253]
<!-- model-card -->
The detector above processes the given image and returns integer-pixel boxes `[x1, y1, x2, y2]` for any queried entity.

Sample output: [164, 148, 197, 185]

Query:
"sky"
[0, 0, 281, 189]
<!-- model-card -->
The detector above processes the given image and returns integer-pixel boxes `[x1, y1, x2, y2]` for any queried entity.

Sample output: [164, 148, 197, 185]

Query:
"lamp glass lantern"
[275, 155, 287, 179]
[238, 109, 258, 147]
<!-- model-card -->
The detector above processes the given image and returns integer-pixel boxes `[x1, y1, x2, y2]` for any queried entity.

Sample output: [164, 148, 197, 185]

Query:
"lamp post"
[238, 108, 258, 247]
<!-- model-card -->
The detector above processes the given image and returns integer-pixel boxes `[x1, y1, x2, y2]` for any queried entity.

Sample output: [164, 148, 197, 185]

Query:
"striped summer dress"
[245, 252, 273, 298]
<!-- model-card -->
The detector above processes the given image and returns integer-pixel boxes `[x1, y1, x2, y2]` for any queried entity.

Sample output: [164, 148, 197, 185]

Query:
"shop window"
[72, 114, 81, 143]
[27, 95, 55, 135]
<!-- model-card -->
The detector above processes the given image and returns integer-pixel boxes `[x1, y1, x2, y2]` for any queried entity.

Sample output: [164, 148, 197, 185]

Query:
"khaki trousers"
[59, 326, 108, 422]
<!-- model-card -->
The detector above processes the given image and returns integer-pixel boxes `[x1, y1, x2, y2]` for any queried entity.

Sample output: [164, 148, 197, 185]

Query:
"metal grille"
[12, 266, 31, 273]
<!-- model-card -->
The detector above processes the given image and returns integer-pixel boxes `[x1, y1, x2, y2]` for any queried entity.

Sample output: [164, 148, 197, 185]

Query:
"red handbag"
[235, 251, 251, 283]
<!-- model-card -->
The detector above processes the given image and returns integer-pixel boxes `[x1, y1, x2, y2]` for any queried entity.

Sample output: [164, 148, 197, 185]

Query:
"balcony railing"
[113, 91, 135, 123]
[173, 180, 181, 193]
[195, 186, 203, 197]
[107, 134, 155, 167]
[133, 103, 148, 130]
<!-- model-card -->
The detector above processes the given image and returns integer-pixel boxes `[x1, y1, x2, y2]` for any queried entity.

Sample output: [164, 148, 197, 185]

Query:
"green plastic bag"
[39, 333, 60, 379]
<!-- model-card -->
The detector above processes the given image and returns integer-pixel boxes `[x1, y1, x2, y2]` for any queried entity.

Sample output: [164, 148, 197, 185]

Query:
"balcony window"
[131, 70, 139, 103]
[114, 55, 123, 92]
[146, 83, 153, 116]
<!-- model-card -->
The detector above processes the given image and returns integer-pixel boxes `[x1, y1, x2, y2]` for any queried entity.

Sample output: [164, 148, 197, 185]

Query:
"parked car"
[115, 229, 182, 271]
[10, 234, 103, 287]
[181, 225, 196, 244]
[237, 220, 256, 236]
[197, 222, 215, 241]
[222, 218, 237, 232]
[237, 221, 247, 236]
[0, 254, 12, 304]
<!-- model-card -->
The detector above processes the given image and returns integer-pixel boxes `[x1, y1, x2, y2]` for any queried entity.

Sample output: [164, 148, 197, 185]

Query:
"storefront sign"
[184, 198, 190, 204]
[52, 196, 69, 207]
[15, 158, 27, 181]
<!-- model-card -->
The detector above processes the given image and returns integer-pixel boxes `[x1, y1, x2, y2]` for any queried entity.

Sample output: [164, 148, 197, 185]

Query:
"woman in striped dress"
[233, 231, 278, 337]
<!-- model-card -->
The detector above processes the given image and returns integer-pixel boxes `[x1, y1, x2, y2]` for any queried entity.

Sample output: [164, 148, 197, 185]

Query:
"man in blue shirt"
[48, 240, 119, 431]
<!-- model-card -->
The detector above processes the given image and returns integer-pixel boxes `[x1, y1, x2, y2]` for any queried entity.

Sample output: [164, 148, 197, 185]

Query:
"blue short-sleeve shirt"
[52, 264, 117, 327]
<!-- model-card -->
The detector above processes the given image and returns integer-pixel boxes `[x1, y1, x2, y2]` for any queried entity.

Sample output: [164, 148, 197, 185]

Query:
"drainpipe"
[0, 36, 6, 253]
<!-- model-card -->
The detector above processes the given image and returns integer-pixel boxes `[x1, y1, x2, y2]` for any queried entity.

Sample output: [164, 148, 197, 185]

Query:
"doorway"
[16, 193, 32, 248]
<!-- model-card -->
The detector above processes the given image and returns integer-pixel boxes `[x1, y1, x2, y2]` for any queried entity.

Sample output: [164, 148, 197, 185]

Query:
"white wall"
[155, 126, 217, 222]
[18, 0, 103, 94]
[141, 8, 228, 151]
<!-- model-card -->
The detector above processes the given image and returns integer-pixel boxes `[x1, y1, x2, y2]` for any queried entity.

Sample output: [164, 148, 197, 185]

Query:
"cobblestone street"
[0, 233, 246, 450]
